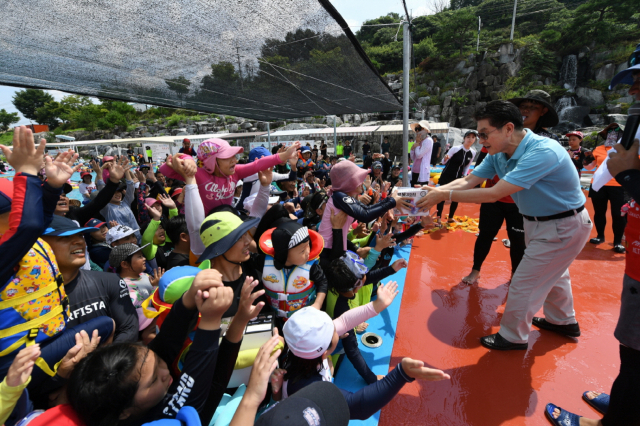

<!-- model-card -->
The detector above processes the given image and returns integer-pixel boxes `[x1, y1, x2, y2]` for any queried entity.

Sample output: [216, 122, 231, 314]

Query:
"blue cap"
[85, 218, 107, 228]
[300, 146, 311, 153]
[44, 215, 97, 236]
[249, 146, 271, 163]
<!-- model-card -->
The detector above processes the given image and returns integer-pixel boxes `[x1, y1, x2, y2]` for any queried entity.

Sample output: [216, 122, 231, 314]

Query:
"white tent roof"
[308, 126, 380, 138]
[374, 122, 449, 135]
[19, 133, 231, 149]
[257, 128, 326, 138]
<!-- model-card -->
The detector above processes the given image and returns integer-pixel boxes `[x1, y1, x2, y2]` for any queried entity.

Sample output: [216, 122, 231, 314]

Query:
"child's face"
[130, 252, 146, 274]
[226, 231, 253, 263]
[154, 225, 166, 245]
[216, 156, 237, 176]
[301, 187, 310, 197]
[286, 241, 310, 266]
[91, 225, 108, 242]
[303, 152, 311, 160]
[568, 135, 582, 149]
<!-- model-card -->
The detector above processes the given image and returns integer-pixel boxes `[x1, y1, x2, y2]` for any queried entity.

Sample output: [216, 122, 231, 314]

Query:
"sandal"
[582, 391, 609, 415]
[544, 403, 581, 426]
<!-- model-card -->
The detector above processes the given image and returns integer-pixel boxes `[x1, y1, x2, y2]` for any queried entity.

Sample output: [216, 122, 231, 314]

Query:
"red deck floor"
[381, 201, 625, 426]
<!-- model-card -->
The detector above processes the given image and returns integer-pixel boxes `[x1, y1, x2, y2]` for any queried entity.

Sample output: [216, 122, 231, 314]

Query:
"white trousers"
[499, 209, 593, 343]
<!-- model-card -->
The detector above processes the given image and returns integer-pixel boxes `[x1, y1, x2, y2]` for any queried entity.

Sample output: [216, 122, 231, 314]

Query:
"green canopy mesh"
[0, 0, 400, 120]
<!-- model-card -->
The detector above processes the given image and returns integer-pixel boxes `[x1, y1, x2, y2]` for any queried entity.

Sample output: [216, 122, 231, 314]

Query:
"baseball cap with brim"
[565, 131, 584, 139]
[43, 215, 96, 236]
[255, 381, 349, 426]
[109, 243, 150, 271]
[106, 225, 137, 245]
[410, 120, 430, 132]
[509, 90, 559, 128]
[0, 179, 13, 215]
[145, 197, 161, 208]
[80, 172, 92, 179]
[170, 187, 183, 198]
[609, 64, 640, 89]
[198, 211, 260, 263]
[103, 156, 115, 162]
[85, 218, 106, 229]
[249, 146, 271, 162]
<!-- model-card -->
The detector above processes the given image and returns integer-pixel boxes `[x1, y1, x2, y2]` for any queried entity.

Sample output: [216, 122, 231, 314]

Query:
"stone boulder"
[228, 123, 239, 132]
[595, 64, 616, 82]
[427, 105, 441, 117]
[241, 122, 253, 130]
[606, 104, 622, 114]
[575, 87, 604, 107]
[588, 114, 605, 126]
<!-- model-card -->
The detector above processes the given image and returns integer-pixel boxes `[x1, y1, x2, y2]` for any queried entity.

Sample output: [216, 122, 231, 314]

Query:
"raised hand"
[356, 246, 371, 260]
[372, 281, 399, 313]
[148, 203, 162, 221]
[243, 332, 283, 406]
[195, 286, 234, 330]
[146, 167, 157, 182]
[363, 175, 372, 190]
[158, 193, 176, 210]
[0, 126, 46, 176]
[374, 231, 395, 252]
[234, 276, 265, 324]
[135, 169, 146, 184]
[392, 188, 413, 211]
[108, 220, 119, 228]
[391, 258, 408, 271]
[279, 141, 301, 163]
[45, 150, 81, 189]
[400, 358, 451, 381]
[89, 159, 102, 175]
[269, 368, 287, 401]
[57, 329, 102, 379]
[183, 268, 224, 310]
[420, 214, 435, 229]
[149, 268, 164, 287]
[330, 208, 348, 229]
[5, 344, 40, 387]
[109, 157, 132, 183]
[258, 166, 273, 187]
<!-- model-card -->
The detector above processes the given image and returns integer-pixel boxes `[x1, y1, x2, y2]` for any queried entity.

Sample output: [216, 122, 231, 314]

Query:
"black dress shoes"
[532, 317, 581, 337]
[589, 237, 604, 244]
[480, 333, 528, 350]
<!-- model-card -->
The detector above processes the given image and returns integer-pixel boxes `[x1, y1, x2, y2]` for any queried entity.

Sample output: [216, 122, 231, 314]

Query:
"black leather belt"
[522, 205, 585, 222]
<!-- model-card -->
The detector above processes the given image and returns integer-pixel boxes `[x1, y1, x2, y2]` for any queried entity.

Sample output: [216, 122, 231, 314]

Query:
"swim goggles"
[340, 251, 369, 282]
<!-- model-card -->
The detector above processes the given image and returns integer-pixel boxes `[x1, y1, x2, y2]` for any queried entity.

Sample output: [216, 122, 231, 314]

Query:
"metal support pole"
[402, 20, 410, 187]
[333, 118, 337, 148]
[267, 122, 271, 144]
[510, 0, 517, 41]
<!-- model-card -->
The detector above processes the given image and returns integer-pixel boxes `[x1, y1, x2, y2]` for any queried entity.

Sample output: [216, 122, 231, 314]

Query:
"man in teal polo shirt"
[417, 101, 592, 350]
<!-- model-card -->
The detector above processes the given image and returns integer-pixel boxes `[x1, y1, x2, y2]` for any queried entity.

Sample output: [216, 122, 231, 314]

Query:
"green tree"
[355, 13, 402, 45]
[413, 37, 438, 62]
[12, 89, 54, 122]
[0, 109, 20, 131]
[165, 76, 191, 99]
[34, 102, 60, 129]
[201, 62, 239, 91]
[432, 8, 477, 56]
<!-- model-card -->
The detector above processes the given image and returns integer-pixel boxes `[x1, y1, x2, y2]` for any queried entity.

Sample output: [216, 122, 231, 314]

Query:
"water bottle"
[620, 102, 640, 150]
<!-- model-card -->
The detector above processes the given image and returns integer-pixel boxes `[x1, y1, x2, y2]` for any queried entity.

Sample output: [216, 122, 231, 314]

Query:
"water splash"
[559, 55, 577, 92]
[556, 97, 577, 122]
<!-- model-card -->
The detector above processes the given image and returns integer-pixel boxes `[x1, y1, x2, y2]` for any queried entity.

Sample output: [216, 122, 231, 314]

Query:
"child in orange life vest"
[258, 220, 328, 323]
[0, 127, 114, 387]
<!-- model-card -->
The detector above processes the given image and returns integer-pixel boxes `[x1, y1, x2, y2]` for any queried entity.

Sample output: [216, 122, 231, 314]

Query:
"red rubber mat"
[381, 202, 625, 426]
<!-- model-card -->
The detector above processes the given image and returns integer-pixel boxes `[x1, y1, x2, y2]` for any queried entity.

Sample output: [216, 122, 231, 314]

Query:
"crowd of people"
[0, 47, 638, 426]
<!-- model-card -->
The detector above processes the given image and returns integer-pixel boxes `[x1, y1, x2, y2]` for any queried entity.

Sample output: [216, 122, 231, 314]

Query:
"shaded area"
[0, 0, 399, 120]
[382, 202, 623, 426]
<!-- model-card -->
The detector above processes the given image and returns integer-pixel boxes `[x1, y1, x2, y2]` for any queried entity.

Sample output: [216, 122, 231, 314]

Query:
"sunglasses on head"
[608, 127, 622, 133]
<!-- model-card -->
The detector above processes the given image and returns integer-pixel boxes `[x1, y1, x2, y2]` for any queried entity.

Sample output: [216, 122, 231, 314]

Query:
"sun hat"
[410, 120, 430, 133]
[283, 307, 335, 359]
[249, 146, 271, 162]
[328, 160, 369, 195]
[255, 381, 349, 426]
[259, 221, 323, 270]
[565, 131, 584, 139]
[197, 139, 244, 174]
[108, 243, 150, 271]
[43, 215, 96, 237]
[197, 211, 260, 262]
[85, 218, 106, 229]
[106, 225, 137, 245]
[103, 155, 115, 162]
[598, 122, 625, 138]
[170, 187, 183, 198]
[145, 197, 161, 208]
[508, 90, 559, 128]
[609, 44, 640, 89]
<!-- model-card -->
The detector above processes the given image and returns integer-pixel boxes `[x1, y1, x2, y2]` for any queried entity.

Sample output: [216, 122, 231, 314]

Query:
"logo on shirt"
[68, 301, 107, 321]
[343, 197, 354, 204]
[163, 373, 195, 416]
[203, 181, 236, 201]
[302, 407, 321, 426]
[119, 279, 129, 299]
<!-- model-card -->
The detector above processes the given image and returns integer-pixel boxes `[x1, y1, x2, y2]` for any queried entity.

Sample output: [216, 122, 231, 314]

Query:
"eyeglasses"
[478, 127, 502, 141]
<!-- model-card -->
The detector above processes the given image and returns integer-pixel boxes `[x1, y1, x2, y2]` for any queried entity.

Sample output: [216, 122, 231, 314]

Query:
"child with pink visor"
[160, 139, 300, 214]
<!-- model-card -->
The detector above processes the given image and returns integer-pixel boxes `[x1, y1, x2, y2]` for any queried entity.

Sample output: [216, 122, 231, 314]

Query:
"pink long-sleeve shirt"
[159, 154, 283, 213]
[333, 302, 377, 336]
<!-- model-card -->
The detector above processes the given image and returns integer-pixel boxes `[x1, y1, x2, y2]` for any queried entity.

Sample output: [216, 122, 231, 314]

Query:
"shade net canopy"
[0, 0, 400, 121]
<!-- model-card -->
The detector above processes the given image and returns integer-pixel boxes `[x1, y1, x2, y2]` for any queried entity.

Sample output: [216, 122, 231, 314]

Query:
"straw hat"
[410, 120, 430, 133]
